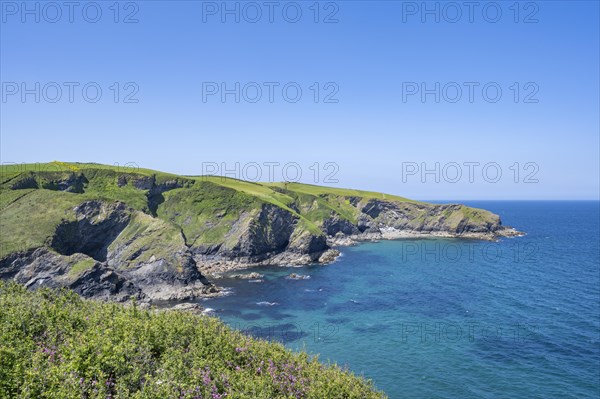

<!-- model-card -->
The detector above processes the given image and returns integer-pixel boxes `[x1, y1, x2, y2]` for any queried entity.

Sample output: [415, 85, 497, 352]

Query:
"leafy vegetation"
[0, 282, 386, 399]
[68, 258, 96, 277]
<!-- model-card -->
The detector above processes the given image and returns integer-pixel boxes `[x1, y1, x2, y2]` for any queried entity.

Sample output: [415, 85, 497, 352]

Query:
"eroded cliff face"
[0, 200, 216, 302]
[0, 165, 521, 301]
[0, 248, 142, 302]
[51, 201, 131, 261]
[325, 199, 517, 239]
[191, 204, 332, 274]
[186, 198, 519, 276]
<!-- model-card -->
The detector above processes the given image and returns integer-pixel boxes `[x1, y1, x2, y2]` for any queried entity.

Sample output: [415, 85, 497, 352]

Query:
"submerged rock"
[229, 272, 264, 280]
[169, 302, 204, 314]
[286, 273, 311, 280]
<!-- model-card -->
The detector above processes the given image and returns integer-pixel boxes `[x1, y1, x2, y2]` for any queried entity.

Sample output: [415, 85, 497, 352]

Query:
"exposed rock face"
[322, 216, 360, 236]
[116, 173, 194, 215]
[322, 200, 519, 248]
[9, 174, 38, 190]
[233, 204, 297, 258]
[0, 164, 522, 301]
[192, 198, 518, 274]
[228, 272, 264, 279]
[0, 248, 142, 302]
[51, 201, 131, 261]
[192, 204, 331, 273]
[42, 173, 88, 193]
[167, 302, 205, 314]
[2, 200, 216, 303]
[9, 171, 87, 192]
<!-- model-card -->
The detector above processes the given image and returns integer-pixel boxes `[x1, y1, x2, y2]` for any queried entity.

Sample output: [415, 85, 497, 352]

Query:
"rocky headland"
[0, 162, 521, 304]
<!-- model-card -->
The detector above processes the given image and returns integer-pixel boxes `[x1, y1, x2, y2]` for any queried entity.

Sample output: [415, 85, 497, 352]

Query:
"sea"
[193, 201, 600, 398]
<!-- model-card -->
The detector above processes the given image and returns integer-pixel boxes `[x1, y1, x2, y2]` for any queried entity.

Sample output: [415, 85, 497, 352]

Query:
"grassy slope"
[0, 282, 385, 398]
[0, 189, 81, 257]
[267, 181, 415, 203]
[108, 212, 189, 271]
[156, 182, 263, 248]
[0, 163, 349, 257]
[2, 161, 473, 259]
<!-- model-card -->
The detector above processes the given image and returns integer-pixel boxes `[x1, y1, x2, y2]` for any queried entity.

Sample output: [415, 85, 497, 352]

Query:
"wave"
[256, 301, 278, 306]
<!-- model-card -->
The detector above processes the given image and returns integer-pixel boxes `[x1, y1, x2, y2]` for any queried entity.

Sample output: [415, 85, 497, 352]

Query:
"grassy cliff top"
[1, 161, 418, 204]
[0, 162, 502, 260]
[0, 281, 386, 398]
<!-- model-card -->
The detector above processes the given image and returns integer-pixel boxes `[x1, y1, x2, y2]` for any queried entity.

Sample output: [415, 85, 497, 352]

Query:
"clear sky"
[1, 0, 598, 200]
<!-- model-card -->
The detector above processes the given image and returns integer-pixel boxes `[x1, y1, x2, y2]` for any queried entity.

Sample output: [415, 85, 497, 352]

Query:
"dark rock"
[229, 272, 264, 279]
[40, 172, 88, 193]
[50, 201, 131, 261]
[10, 174, 38, 190]
[221, 204, 297, 259]
[322, 216, 360, 236]
[0, 248, 143, 302]
[169, 303, 204, 313]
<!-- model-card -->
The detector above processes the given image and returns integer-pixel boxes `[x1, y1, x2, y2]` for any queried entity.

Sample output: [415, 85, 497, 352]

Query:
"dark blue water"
[200, 201, 600, 398]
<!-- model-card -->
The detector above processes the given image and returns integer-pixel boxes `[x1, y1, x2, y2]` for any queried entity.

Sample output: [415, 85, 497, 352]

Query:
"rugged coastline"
[200, 226, 522, 277]
[0, 162, 522, 304]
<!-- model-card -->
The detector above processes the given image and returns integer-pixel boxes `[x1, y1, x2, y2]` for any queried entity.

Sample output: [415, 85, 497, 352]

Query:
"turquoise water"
[200, 201, 600, 398]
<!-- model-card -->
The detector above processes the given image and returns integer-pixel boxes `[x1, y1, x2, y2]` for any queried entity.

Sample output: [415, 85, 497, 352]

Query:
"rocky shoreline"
[1, 213, 522, 305]
[159, 226, 524, 312]
[196, 225, 523, 278]
[0, 165, 523, 305]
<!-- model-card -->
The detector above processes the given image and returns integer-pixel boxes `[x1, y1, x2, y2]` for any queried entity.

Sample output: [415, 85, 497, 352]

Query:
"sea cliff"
[0, 162, 520, 303]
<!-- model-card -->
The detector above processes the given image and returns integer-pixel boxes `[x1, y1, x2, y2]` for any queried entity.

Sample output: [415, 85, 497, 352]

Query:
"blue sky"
[1, 0, 598, 200]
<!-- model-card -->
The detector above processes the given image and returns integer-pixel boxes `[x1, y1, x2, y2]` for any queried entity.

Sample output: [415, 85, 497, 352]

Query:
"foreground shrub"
[0, 282, 385, 399]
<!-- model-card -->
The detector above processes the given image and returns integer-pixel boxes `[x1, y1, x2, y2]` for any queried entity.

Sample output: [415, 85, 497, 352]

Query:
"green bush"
[0, 282, 386, 399]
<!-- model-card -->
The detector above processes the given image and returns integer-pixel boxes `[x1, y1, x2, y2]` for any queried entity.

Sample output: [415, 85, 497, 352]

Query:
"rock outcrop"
[0, 162, 522, 302]
[1, 200, 217, 303]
